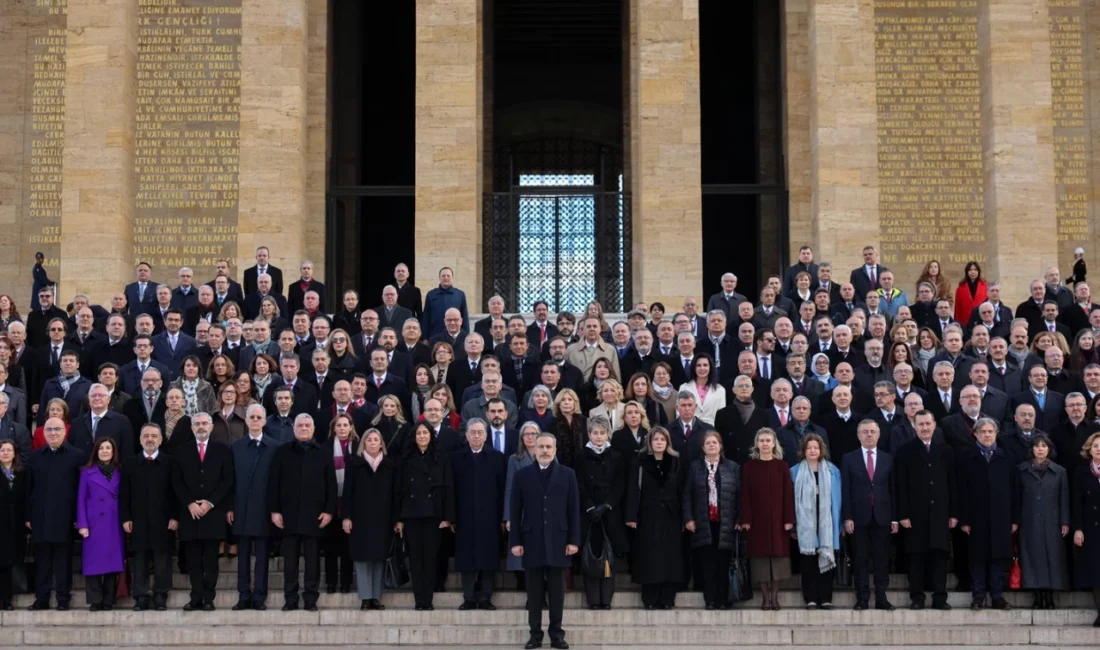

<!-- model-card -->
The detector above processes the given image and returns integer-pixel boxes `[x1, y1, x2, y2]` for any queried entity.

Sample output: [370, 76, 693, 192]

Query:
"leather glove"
[595, 504, 611, 518]
[587, 508, 603, 522]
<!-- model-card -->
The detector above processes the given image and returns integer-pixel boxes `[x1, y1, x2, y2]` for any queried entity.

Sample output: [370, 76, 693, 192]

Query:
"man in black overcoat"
[894, 410, 956, 610]
[510, 433, 581, 650]
[957, 418, 1020, 610]
[172, 412, 234, 611]
[24, 418, 84, 610]
[268, 414, 337, 611]
[120, 423, 178, 611]
[228, 405, 280, 610]
[451, 418, 506, 610]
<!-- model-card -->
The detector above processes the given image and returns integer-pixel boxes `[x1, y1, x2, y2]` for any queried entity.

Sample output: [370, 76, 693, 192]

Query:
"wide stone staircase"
[2, 559, 1097, 648]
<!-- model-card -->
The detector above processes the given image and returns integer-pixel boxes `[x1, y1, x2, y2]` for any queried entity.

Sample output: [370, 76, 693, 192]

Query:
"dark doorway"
[327, 0, 416, 310]
[699, 0, 786, 298]
[483, 0, 631, 312]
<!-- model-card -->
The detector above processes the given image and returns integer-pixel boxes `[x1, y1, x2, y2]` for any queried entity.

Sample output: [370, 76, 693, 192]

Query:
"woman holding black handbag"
[682, 430, 740, 610]
[575, 416, 627, 609]
[342, 428, 399, 610]
[395, 422, 454, 611]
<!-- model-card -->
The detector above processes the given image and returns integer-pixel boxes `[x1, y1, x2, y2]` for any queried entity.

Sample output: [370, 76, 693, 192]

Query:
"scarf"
[976, 440, 996, 462]
[652, 383, 673, 399]
[811, 353, 832, 385]
[1, 466, 12, 485]
[333, 436, 350, 496]
[585, 441, 608, 454]
[59, 372, 78, 396]
[181, 378, 200, 416]
[734, 399, 755, 424]
[164, 410, 183, 439]
[254, 372, 275, 396]
[1031, 459, 1050, 472]
[794, 461, 836, 573]
[1091, 461, 1100, 479]
[916, 347, 937, 371]
[416, 382, 432, 399]
[706, 458, 720, 521]
[98, 461, 115, 482]
[365, 450, 383, 472]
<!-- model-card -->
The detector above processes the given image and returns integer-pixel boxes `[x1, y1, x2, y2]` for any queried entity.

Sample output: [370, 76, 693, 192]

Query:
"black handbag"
[383, 536, 410, 589]
[580, 525, 615, 579]
[834, 537, 852, 587]
[727, 530, 752, 603]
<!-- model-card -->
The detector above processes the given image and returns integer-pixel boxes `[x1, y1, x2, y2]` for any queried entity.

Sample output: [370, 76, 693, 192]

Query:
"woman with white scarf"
[790, 433, 841, 609]
[682, 430, 740, 610]
[342, 428, 399, 610]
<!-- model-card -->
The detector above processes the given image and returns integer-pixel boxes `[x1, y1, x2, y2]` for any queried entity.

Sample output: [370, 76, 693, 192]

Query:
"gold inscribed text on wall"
[135, 0, 241, 281]
[874, 0, 985, 280]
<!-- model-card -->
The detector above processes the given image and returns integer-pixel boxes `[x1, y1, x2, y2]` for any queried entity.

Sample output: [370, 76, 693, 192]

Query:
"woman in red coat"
[954, 261, 987, 325]
[740, 427, 795, 610]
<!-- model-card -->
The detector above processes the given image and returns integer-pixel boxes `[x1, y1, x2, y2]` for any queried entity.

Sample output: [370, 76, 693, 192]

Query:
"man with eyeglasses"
[120, 423, 178, 611]
[119, 334, 170, 397]
[26, 286, 67, 350]
[227, 404, 279, 611]
[122, 367, 167, 438]
[36, 317, 69, 386]
[69, 382, 134, 460]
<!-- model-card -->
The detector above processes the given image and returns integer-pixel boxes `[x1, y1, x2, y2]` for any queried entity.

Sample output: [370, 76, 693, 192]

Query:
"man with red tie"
[850, 246, 887, 300]
[527, 300, 559, 353]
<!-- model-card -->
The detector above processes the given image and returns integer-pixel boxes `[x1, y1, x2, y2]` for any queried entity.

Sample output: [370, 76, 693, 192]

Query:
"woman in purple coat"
[76, 437, 125, 611]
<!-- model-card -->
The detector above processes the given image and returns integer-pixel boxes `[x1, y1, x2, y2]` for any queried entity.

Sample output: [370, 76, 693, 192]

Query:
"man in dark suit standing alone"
[841, 419, 898, 611]
[510, 432, 580, 650]
[243, 246, 283, 297]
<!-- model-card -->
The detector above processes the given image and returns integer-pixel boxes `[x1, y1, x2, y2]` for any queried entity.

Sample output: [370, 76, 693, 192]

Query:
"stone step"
[10, 624, 1100, 646]
[3, 607, 1097, 627]
[12, 588, 1098, 610]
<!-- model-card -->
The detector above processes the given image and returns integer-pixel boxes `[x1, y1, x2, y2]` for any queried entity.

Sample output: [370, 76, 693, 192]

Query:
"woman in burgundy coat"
[740, 427, 795, 610]
[76, 437, 125, 611]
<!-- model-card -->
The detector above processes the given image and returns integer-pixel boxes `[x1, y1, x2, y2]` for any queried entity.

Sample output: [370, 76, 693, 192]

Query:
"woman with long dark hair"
[1017, 434, 1070, 609]
[395, 422, 454, 610]
[325, 414, 359, 594]
[0, 441, 25, 610]
[954, 261, 987, 325]
[77, 438, 125, 611]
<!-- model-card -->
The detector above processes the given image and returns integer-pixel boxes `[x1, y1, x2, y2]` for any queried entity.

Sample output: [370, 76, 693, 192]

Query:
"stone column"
[807, 0, 879, 272]
[785, 0, 812, 260]
[305, 0, 329, 275]
[978, 0, 1057, 303]
[238, 0, 309, 282]
[415, 0, 484, 309]
[629, 0, 703, 306]
[59, 0, 137, 303]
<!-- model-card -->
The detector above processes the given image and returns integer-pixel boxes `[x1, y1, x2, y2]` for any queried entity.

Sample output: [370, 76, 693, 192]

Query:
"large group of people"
[3, 245, 1100, 649]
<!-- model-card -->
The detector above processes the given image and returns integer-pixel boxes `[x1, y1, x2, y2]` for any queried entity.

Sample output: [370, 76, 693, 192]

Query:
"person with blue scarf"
[790, 433, 841, 609]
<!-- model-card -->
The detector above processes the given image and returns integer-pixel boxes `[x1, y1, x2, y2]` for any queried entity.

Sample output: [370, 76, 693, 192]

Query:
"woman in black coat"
[575, 416, 627, 609]
[682, 430, 740, 610]
[958, 418, 1020, 611]
[1071, 431, 1100, 626]
[395, 422, 455, 610]
[342, 428, 400, 610]
[0, 441, 26, 609]
[626, 427, 684, 609]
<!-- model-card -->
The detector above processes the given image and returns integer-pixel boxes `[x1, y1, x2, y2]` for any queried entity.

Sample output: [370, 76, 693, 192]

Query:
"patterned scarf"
[1091, 461, 1100, 479]
[333, 436, 350, 496]
[181, 378, 200, 416]
[164, 410, 183, 440]
[58, 372, 78, 396]
[706, 458, 720, 521]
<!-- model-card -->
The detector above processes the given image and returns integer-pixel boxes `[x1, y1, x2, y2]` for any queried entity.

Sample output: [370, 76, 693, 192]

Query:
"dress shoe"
[232, 601, 251, 611]
[1032, 593, 1044, 610]
[340, 585, 352, 594]
[805, 602, 817, 610]
[524, 636, 543, 649]
[253, 602, 267, 611]
[414, 604, 426, 611]
[602, 604, 612, 610]
[931, 602, 952, 611]
[0, 602, 13, 611]
[991, 597, 1010, 610]
[183, 602, 201, 612]
[102, 604, 114, 611]
[643, 604, 654, 610]
[909, 601, 924, 610]
[458, 601, 478, 610]
[705, 603, 716, 610]
[819, 602, 833, 610]
[424, 604, 434, 610]
[875, 600, 896, 611]
[133, 601, 149, 612]
[55, 603, 69, 611]
[369, 599, 384, 610]
[326, 584, 336, 594]
[853, 601, 869, 611]
[27, 601, 49, 611]
[282, 603, 299, 611]
[970, 597, 983, 611]
[550, 640, 569, 649]
[154, 603, 167, 611]
[202, 603, 216, 612]
[304, 604, 318, 612]
[361, 600, 370, 610]
[478, 601, 497, 611]
[88, 604, 102, 612]
[1092, 613, 1100, 627]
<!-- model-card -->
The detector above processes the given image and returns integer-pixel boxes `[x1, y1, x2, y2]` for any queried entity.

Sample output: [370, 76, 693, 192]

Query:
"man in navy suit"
[203, 259, 245, 304]
[509, 432, 580, 650]
[849, 246, 887, 299]
[37, 351, 91, 425]
[124, 262, 158, 316]
[151, 309, 197, 381]
[119, 335, 170, 396]
[364, 348, 410, 417]
[841, 419, 898, 611]
[1009, 365, 1065, 432]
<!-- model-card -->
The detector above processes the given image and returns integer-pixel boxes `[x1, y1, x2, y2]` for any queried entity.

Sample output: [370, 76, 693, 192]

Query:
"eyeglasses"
[331, 337, 346, 343]
[49, 327, 65, 332]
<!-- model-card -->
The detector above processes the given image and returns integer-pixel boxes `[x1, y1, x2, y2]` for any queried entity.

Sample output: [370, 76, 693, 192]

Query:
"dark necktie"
[437, 368, 444, 383]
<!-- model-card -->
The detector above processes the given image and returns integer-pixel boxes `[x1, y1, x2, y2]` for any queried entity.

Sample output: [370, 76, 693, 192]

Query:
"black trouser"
[85, 573, 118, 607]
[526, 566, 565, 642]
[404, 518, 441, 607]
[952, 527, 971, 588]
[324, 528, 352, 590]
[131, 549, 172, 606]
[33, 542, 73, 605]
[186, 539, 220, 606]
[852, 523, 890, 604]
[641, 582, 677, 607]
[908, 549, 947, 606]
[0, 566, 12, 604]
[282, 535, 321, 607]
[236, 536, 269, 604]
[799, 553, 835, 605]
[461, 570, 495, 603]
[681, 530, 697, 589]
[435, 526, 453, 591]
[697, 523, 731, 606]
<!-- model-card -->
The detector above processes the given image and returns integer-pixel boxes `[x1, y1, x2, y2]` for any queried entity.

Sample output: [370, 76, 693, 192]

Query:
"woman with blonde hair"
[588, 378, 625, 431]
[503, 422, 541, 589]
[371, 394, 409, 449]
[611, 400, 650, 458]
[342, 428, 399, 610]
[740, 428, 795, 610]
[552, 388, 586, 468]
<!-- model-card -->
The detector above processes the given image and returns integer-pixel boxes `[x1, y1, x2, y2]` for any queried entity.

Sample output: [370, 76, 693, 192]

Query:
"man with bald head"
[376, 285, 413, 332]
[244, 272, 288, 321]
[429, 307, 468, 351]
